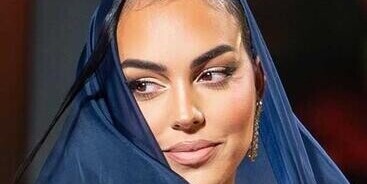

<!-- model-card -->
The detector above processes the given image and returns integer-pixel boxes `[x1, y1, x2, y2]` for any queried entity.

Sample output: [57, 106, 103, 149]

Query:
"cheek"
[203, 77, 257, 135]
[136, 98, 170, 138]
[199, 74, 257, 171]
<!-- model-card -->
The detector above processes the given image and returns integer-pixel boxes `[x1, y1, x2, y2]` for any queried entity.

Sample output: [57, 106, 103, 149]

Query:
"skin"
[116, 0, 265, 183]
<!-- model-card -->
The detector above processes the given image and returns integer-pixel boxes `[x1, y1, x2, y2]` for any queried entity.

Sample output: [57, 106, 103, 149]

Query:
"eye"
[196, 67, 234, 84]
[127, 79, 165, 100]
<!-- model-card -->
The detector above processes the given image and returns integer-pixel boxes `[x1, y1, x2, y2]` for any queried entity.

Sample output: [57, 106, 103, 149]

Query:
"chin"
[174, 168, 235, 184]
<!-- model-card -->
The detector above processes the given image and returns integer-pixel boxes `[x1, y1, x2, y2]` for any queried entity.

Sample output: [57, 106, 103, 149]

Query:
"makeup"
[162, 140, 222, 167]
[127, 79, 165, 101]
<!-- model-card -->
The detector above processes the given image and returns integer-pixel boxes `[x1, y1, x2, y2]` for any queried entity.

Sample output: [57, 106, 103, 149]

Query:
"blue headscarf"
[36, 0, 349, 183]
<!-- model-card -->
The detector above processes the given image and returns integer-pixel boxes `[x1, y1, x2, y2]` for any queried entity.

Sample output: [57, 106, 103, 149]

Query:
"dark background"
[0, 0, 365, 183]
[251, 1, 367, 183]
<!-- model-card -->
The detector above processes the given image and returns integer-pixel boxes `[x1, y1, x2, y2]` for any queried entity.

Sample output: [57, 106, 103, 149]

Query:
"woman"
[117, 1, 265, 183]
[25, 0, 348, 183]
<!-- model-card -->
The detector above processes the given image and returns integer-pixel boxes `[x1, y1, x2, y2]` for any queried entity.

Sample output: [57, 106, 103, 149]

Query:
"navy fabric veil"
[36, 0, 349, 183]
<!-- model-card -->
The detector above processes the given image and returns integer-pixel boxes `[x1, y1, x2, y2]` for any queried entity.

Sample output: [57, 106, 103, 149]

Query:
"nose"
[171, 86, 205, 133]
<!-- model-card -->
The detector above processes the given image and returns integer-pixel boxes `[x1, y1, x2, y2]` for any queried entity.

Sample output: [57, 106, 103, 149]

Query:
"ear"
[253, 56, 266, 99]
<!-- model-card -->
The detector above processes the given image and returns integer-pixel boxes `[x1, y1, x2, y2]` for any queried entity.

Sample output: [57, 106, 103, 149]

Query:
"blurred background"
[0, 0, 365, 183]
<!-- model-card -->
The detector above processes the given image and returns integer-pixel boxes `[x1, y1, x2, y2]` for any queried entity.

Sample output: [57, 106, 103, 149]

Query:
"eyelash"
[195, 66, 236, 90]
[127, 79, 164, 101]
[127, 66, 237, 101]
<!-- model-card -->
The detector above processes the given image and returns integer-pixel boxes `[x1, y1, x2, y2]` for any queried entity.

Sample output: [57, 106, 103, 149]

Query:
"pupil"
[203, 72, 212, 80]
[137, 82, 146, 91]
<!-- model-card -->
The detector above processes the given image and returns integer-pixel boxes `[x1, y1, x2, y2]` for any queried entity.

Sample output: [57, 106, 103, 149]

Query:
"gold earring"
[248, 100, 263, 162]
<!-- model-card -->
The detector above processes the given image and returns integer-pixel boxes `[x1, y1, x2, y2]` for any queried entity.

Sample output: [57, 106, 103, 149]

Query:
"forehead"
[117, 0, 241, 63]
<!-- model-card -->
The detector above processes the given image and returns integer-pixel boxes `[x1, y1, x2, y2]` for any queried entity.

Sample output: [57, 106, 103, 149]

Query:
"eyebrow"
[120, 44, 234, 72]
[121, 59, 167, 73]
[190, 44, 234, 70]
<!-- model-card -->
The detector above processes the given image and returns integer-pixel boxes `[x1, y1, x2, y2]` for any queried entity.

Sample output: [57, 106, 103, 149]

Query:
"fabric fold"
[37, 0, 349, 183]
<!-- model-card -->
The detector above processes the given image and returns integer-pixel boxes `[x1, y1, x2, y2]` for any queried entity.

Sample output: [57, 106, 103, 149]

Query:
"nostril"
[171, 112, 205, 132]
[172, 124, 180, 130]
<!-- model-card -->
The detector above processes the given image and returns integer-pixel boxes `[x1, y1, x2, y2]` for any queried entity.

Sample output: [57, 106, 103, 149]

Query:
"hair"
[206, 0, 254, 59]
[13, 0, 253, 183]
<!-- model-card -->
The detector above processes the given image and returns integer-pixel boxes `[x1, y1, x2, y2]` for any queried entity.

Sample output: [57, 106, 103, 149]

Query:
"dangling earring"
[248, 100, 263, 162]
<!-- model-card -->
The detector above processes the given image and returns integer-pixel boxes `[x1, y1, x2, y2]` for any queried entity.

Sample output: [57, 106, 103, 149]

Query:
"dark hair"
[221, 0, 254, 59]
[13, 0, 253, 182]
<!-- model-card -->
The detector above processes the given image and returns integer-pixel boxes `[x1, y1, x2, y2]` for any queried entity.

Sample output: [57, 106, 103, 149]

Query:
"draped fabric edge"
[35, 0, 349, 183]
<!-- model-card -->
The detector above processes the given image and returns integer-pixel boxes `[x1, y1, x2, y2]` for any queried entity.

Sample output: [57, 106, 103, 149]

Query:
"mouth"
[162, 140, 222, 167]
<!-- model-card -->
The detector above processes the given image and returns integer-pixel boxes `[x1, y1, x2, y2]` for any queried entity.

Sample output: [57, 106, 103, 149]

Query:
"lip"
[162, 140, 222, 166]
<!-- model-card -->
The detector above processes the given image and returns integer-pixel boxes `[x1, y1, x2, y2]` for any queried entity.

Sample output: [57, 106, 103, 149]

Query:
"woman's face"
[117, 0, 257, 183]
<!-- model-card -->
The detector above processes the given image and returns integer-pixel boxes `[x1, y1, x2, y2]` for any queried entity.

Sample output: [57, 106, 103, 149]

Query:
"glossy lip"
[162, 140, 222, 167]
